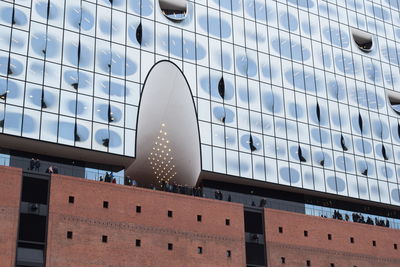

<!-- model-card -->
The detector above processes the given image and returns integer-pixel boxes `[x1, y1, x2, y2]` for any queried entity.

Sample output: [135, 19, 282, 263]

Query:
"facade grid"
[1, 0, 400, 205]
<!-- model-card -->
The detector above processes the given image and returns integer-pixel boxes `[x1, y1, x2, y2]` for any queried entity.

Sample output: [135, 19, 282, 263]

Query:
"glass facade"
[1, 0, 400, 205]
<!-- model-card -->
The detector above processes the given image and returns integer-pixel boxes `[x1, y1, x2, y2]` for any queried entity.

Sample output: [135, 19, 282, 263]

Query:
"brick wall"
[3, 165, 400, 267]
[265, 208, 400, 267]
[0, 166, 22, 267]
[46, 175, 246, 267]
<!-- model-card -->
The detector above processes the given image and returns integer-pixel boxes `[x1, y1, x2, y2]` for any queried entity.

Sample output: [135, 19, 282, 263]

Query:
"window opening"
[136, 23, 142, 45]
[387, 91, 400, 115]
[249, 135, 257, 152]
[218, 77, 225, 99]
[67, 231, 73, 239]
[298, 146, 306, 162]
[358, 113, 363, 133]
[159, 0, 188, 21]
[352, 29, 373, 52]
[340, 135, 348, 151]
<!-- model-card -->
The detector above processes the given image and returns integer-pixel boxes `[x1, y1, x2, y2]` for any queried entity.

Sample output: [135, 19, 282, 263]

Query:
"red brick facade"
[0, 166, 22, 267]
[2, 166, 400, 267]
[46, 174, 246, 267]
[265, 208, 400, 267]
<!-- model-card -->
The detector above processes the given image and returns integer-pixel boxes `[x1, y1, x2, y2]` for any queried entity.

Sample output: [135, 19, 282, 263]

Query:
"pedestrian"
[34, 158, 40, 171]
[29, 158, 35, 170]
[46, 166, 53, 174]
[124, 176, 132, 186]
[105, 172, 111, 182]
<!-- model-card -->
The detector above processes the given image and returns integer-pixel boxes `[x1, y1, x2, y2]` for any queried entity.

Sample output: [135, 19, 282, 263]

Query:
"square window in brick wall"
[67, 231, 73, 239]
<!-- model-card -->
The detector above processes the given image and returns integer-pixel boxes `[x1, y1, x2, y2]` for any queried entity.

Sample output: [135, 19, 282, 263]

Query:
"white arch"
[126, 61, 201, 187]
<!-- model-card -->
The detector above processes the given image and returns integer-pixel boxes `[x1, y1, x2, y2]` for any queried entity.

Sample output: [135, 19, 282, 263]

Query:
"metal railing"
[0, 155, 10, 166]
[305, 204, 400, 230]
[2, 154, 400, 230]
[84, 170, 125, 185]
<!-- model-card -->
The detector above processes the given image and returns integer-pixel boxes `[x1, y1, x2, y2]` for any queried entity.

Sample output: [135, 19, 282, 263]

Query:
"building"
[1, 0, 400, 266]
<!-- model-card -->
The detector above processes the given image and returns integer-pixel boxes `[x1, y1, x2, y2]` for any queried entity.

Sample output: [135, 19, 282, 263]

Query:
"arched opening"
[352, 29, 373, 53]
[159, 0, 187, 21]
[387, 90, 400, 115]
[126, 61, 201, 187]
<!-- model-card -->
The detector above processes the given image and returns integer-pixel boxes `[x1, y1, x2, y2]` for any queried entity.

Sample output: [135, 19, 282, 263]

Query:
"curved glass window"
[218, 77, 225, 99]
[352, 29, 373, 53]
[159, 0, 187, 21]
[136, 23, 142, 45]
[387, 91, 400, 115]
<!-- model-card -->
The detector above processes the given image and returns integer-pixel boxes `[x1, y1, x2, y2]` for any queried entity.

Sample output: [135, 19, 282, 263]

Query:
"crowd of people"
[124, 175, 137, 186]
[329, 209, 391, 228]
[99, 172, 118, 184]
[29, 158, 59, 174]
[213, 190, 269, 208]
[156, 181, 203, 197]
[111, 177, 204, 197]
[24, 157, 399, 230]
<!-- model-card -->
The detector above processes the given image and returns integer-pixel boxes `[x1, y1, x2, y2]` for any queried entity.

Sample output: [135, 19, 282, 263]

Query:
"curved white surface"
[126, 61, 201, 187]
